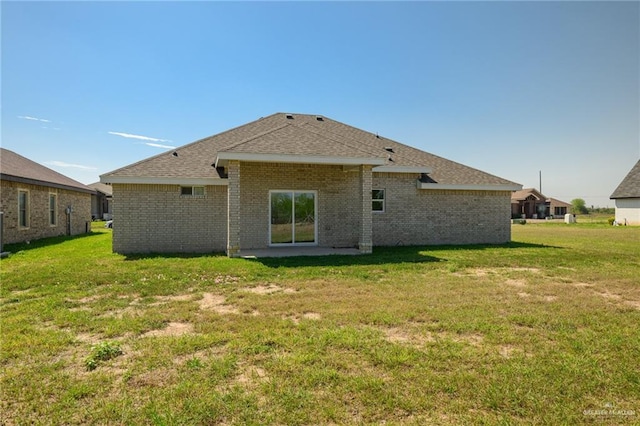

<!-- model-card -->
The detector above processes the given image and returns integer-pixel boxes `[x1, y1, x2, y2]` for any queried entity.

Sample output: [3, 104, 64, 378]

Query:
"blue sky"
[2, 1, 638, 207]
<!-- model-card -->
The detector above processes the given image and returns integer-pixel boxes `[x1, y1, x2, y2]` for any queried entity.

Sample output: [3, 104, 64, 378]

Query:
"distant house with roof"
[101, 113, 522, 256]
[0, 148, 94, 245]
[610, 159, 640, 225]
[88, 182, 113, 220]
[511, 188, 571, 219]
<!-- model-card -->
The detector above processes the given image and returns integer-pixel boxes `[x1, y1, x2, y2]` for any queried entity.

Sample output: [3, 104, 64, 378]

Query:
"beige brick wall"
[112, 184, 227, 253]
[1, 180, 91, 245]
[372, 173, 512, 246]
[239, 162, 363, 249]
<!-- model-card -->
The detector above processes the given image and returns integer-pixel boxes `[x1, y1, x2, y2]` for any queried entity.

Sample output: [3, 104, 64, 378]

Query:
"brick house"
[0, 148, 94, 245]
[101, 113, 522, 256]
[610, 159, 640, 225]
[511, 188, 571, 219]
[88, 182, 113, 220]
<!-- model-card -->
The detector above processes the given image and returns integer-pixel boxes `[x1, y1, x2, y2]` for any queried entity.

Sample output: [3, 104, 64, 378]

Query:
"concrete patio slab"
[240, 247, 361, 258]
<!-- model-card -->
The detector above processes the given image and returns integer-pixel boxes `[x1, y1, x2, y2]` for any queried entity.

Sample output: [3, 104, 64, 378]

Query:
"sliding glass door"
[270, 191, 317, 245]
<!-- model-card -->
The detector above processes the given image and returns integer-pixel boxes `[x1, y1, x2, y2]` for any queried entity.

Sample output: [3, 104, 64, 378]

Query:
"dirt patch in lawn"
[456, 267, 541, 277]
[198, 293, 239, 314]
[242, 284, 297, 295]
[286, 312, 322, 324]
[236, 364, 269, 388]
[382, 327, 435, 346]
[142, 322, 194, 338]
[150, 294, 193, 305]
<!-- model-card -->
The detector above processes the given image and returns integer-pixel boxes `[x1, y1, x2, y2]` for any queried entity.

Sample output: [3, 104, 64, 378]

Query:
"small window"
[180, 186, 205, 197]
[49, 193, 58, 226]
[19, 190, 30, 228]
[372, 189, 385, 212]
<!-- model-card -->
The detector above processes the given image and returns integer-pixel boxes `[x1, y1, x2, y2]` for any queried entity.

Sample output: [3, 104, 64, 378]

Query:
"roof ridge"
[296, 122, 386, 159]
[218, 122, 291, 152]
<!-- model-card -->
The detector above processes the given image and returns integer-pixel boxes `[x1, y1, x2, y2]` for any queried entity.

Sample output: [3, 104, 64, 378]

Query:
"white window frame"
[180, 186, 205, 197]
[268, 190, 318, 247]
[49, 192, 58, 226]
[372, 189, 385, 213]
[18, 189, 30, 229]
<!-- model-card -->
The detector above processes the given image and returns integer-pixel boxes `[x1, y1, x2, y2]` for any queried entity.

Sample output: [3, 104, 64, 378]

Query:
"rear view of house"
[610, 159, 640, 225]
[0, 148, 94, 245]
[101, 113, 522, 256]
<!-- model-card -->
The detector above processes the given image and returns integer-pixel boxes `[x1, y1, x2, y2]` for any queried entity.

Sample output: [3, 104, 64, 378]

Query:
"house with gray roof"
[88, 182, 113, 220]
[610, 159, 640, 225]
[0, 148, 94, 245]
[101, 113, 522, 256]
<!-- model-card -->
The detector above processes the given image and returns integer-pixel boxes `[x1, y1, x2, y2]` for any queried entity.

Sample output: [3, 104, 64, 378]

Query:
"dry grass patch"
[198, 293, 239, 314]
[242, 284, 298, 295]
[141, 322, 194, 338]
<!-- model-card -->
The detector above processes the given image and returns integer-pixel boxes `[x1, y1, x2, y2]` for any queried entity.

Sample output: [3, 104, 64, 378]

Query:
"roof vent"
[172, 151, 178, 157]
[384, 147, 394, 153]
[315, 116, 324, 121]
[285, 114, 294, 119]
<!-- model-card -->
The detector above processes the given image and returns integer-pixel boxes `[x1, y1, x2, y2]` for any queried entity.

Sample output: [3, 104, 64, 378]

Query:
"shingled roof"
[0, 148, 94, 194]
[610, 160, 640, 199]
[102, 113, 519, 188]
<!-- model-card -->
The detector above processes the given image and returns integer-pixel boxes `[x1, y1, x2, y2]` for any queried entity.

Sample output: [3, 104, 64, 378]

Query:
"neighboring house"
[511, 188, 570, 219]
[101, 113, 522, 256]
[88, 182, 113, 220]
[0, 148, 94, 245]
[610, 159, 640, 225]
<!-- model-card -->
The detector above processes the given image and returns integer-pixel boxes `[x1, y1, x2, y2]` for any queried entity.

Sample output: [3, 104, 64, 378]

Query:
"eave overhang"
[418, 182, 523, 191]
[215, 152, 386, 168]
[373, 166, 433, 174]
[100, 176, 229, 186]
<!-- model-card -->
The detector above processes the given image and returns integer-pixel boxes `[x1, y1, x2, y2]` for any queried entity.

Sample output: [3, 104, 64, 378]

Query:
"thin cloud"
[46, 161, 97, 171]
[144, 142, 177, 149]
[18, 115, 51, 123]
[108, 131, 172, 143]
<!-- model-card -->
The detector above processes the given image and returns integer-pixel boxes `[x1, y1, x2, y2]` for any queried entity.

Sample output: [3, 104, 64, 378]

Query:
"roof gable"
[610, 160, 640, 199]
[1, 148, 94, 193]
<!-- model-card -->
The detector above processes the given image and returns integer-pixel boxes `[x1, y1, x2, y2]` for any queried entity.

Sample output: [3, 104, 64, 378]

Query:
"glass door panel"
[270, 192, 293, 244]
[294, 192, 315, 243]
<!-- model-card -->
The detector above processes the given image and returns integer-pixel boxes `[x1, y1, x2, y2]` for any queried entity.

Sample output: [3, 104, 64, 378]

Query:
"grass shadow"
[246, 241, 557, 268]
[2, 232, 104, 255]
[122, 251, 228, 261]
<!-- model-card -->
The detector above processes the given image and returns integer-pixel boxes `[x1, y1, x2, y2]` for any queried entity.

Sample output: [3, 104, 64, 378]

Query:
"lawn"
[1, 222, 639, 424]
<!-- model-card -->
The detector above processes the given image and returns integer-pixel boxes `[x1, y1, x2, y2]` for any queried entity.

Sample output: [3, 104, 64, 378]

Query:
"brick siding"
[239, 162, 363, 249]
[112, 183, 227, 253]
[1, 180, 91, 245]
[373, 173, 512, 245]
[109, 168, 512, 254]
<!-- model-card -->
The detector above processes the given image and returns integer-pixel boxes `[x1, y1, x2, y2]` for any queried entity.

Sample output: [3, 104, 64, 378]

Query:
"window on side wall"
[49, 193, 58, 226]
[19, 190, 30, 228]
[372, 189, 385, 212]
[180, 186, 205, 197]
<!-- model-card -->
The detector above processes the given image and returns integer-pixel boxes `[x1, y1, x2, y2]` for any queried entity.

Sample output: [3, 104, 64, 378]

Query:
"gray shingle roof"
[102, 113, 519, 187]
[610, 160, 640, 199]
[88, 182, 113, 196]
[0, 148, 94, 193]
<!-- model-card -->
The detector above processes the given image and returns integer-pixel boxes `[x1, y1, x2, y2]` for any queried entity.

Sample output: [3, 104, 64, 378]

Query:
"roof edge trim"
[373, 166, 432, 174]
[418, 182, 523, 191]
[216, 152, 385, 167]
[100, 176, 228, 186]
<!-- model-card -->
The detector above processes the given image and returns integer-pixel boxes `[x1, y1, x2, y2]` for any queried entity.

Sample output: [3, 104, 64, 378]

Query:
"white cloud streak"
[145, 142, 177, 149]
[108, 131, 172, 143]
[46, 161, 97, 171]
[18, 115, 51, 123]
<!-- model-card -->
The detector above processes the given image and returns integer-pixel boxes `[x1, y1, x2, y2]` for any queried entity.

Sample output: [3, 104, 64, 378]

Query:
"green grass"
[1, 223, 639, 424]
